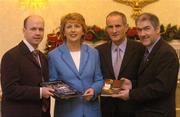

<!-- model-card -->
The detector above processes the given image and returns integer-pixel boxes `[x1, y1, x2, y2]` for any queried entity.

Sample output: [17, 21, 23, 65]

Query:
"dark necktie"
[32, 50, 41, 67]
[42, 98, 49, 112]
[144, 49, 149, 62]
[32, 50, 49, 112]
[113, 48, 122, 79]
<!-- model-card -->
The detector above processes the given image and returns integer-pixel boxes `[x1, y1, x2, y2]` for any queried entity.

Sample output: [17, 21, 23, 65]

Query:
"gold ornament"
[19, 0, 48, 9]
[114, 0, 159, 19]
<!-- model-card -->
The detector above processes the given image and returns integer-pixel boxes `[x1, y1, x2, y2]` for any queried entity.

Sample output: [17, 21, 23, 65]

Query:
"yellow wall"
[0, 0, 180, 59]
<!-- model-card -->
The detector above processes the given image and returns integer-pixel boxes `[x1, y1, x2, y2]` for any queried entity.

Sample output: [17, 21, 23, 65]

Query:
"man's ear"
[125, 24, 129, 32]
[23, 27, 26, 33]
[156, 25, 160, 34]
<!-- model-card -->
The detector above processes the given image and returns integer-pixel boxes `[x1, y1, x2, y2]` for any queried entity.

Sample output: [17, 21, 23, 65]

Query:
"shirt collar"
[147, 36, 160, 53]
[23, 39, 36, 52]
[112, 38, 127, 53]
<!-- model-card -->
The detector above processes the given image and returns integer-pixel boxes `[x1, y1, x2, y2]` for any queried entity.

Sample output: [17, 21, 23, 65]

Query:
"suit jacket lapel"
[60, 44, 80, 78]
[19, 41, 41, 68]
[106, 42, 116, 79]
[79, 45, 89, 75]
[39, 52, 48, 81]
[120, 40, 135, 74]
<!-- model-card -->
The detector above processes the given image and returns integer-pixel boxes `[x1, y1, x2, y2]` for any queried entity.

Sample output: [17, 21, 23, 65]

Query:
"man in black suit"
[96, 11, 145, 117]
[1, 15, 54, 117]
[115, 13, 179, 117]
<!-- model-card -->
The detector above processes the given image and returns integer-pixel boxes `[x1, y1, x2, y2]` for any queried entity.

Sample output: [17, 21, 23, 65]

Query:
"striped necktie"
[32, 50, 48, 112]
[32, 50, 41, 67]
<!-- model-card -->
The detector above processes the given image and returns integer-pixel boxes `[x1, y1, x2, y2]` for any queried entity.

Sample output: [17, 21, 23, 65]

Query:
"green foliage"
[160, 24, 180, 41]
[84, 25, 109, 43]
[45, 24, 180, 54]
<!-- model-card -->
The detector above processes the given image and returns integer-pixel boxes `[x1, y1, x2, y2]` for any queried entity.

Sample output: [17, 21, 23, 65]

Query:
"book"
[101, 79, 124, 97]
[41, 80, 82, 99]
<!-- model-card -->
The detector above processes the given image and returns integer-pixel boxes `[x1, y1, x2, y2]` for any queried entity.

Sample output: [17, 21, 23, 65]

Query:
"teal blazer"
[48, 43, 104, 117]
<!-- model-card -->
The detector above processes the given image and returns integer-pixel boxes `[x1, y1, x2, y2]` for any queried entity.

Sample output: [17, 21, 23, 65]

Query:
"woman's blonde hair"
[60, 12, 87, 41]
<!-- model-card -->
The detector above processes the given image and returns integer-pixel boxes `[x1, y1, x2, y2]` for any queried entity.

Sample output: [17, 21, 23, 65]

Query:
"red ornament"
[84, 32, 94, 41]
[127, 27, 138, 37]
[47, 33, 58, 42]
[94, 26, 101, 33]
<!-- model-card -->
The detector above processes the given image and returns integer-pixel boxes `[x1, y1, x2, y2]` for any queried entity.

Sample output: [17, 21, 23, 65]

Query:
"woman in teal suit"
[48, 13, 104, 117]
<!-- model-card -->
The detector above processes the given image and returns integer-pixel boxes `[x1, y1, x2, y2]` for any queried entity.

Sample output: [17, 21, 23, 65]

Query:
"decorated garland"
[45, 24, 180, 53]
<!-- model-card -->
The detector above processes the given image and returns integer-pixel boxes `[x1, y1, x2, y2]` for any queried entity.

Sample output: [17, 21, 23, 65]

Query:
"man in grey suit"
[1, 15, 54, 117]
[114, 13, 179, 117]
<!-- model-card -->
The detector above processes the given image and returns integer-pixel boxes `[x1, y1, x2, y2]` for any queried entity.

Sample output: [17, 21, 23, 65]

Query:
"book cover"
[41, 81, 82, 99]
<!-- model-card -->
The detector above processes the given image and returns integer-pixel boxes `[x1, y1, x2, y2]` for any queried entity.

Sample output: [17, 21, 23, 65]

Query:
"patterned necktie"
[32, 50, 41, 67]
[32, 50, 46, 82]
[113, 48, 122, 79]
[144, 49, 149, 62]
[42, 98, 49, 112]
[32, 50, 49, 112]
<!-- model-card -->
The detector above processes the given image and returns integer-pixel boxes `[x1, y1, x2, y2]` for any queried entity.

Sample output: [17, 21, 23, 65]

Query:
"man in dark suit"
[1, 15, 54, 117]
[115, 13, 179, 117]
[96, 11, 145, 117]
